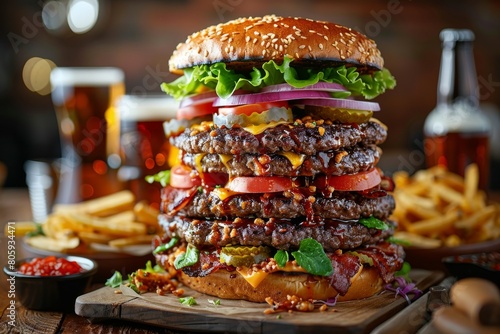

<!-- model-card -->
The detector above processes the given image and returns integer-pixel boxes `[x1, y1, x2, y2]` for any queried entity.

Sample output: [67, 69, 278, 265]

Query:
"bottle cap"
[440, 29, 475, 44]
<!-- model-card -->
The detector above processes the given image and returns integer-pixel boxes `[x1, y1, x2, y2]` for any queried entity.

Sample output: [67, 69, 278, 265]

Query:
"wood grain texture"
[76, 270, 444, 334]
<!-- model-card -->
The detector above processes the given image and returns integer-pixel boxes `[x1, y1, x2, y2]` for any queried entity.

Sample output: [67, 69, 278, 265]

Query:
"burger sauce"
[423, 29, 490, 190]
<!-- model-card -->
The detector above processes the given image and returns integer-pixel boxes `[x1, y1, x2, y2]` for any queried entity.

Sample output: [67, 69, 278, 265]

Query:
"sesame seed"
[245, 36, 250, 42]
[254, 31, 260, 35]
[324, 25, 329, 30]
[324, 35, 329, 41]
[319, 43, 324, 50]
[299, 45, 306, 49]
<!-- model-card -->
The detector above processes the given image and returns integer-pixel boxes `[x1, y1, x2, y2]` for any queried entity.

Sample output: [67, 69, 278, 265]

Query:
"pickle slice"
[304, 105, 373, 123]
[219, 245, 271, 267]
[213, 107, 293, 128]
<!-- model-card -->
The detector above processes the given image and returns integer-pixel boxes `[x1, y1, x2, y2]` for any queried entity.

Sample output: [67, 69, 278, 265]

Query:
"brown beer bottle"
[424, 29, 491, 189]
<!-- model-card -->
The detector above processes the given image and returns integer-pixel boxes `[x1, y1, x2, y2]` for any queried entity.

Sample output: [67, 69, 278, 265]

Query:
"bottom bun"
[175, 266, 384, 303]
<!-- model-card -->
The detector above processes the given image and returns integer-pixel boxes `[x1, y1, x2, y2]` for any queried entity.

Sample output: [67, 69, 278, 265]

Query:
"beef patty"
[161, 187, 395, 221]
[171, 120, 387, 155]
[158, 215, 395, 251]
[182, 144, 381, 177]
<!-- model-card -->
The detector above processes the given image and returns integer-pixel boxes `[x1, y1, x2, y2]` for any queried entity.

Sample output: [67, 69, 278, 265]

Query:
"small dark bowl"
[442, 252, 500, 287]
[3, 256, 97, 312]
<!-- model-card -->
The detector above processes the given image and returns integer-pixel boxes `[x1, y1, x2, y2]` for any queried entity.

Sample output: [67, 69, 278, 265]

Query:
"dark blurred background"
[1, 0, 499, 189]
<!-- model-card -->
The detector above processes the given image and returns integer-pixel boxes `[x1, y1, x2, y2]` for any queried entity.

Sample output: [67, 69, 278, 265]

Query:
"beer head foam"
[118, 95, 179, 121]
[50, 67, 125, 87]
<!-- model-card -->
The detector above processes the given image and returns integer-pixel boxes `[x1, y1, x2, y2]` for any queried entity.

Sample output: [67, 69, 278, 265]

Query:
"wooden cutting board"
[75, 269, 444, 334]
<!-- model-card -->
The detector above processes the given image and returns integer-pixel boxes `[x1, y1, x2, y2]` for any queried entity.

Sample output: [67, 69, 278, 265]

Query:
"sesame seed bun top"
[168, 15, 385, 75]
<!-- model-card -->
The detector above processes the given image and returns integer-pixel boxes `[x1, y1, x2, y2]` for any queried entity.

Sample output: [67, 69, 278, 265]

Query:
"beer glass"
[117, 95, 178, 209]
[50, 67, 126, 203]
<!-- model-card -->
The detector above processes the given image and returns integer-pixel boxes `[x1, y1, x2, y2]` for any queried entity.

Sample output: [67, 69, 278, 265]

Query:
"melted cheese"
[236, 268, 269, 288]
[193, 153, 206, 178]
[236, 262, 307, 288]
[168, 146, 181, 167]
[211, 187, 240, 201]
[242, 120, 289, 135]
[218, 154, 233, 172]
[278, 152, 306, 170]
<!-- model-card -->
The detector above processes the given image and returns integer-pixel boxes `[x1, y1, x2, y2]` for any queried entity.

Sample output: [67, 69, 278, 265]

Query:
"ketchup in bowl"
[18, 256, 84, 276]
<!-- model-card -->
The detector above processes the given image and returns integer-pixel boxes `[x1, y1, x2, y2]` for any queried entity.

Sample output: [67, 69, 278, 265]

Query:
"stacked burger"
[153, 15, 404, 303]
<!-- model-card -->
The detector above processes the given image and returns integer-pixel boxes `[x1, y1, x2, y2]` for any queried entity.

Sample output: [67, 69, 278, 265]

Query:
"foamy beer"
[118, 95, 178, 209]
[50, 67, 126, 203]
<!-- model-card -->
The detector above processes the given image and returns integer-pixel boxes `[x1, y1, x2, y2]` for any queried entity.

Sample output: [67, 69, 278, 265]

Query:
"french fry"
[108, 235, 153, 248]
[53, 190, 135, 217]
[454, 205, 496, 230]
[65, 212, 147, 237]
[26, 235, 80, 252]
[100, 210, 136, 225]
[133, 201, 160, 226]
[78, 231, 118, 245]
[464, 164, 479, 205]
[3, 222, 37, 236]
[406, 211, 459, 235]
[394, 231, 442, 248]
[391, 163, 499, 247]
[24, 191, 161, 251]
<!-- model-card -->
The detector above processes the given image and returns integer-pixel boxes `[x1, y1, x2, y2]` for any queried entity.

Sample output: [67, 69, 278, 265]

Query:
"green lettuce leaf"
[358, 216, 390, 230]
[161, 56, 396, 100]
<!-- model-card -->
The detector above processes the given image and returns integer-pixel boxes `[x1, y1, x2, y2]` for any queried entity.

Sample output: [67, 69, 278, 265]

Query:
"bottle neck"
[437, 40, 479, 108]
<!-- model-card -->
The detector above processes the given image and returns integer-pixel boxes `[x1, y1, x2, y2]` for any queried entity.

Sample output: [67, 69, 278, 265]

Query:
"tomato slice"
[170, 165, 201, 188]
[313, 169, 381, 191]
[202, 172, 229, 188]
[218, 101, 289, 116]
[226, 176, 294, 193]
[177, 100, 217, 120]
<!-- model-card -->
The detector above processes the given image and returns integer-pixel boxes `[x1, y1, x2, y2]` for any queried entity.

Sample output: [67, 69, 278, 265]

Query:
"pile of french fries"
[25, 190, 160, 252]
[391, 164, 500, 248]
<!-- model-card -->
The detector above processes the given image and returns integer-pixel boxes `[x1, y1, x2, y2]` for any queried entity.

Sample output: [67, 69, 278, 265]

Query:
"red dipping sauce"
[18, 256, 84, 276]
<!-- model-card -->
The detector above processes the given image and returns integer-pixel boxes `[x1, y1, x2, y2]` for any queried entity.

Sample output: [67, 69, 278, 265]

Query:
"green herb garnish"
[274, 249, 289, 268]
[153, 237, 179, 255]
[145, 170, 171, 187]
[358, 216, 390, 230]
[174, 244, 199, 269]
[105, 271, 123, 288]
[291, 238, 333, 276]
[179, 296, 197, 306]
